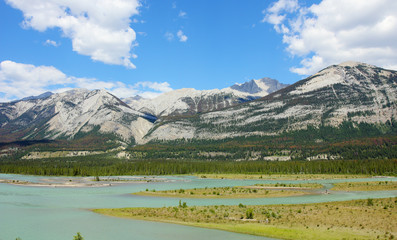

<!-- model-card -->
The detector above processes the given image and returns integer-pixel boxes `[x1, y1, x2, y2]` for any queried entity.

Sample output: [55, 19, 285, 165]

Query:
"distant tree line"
[0, 158, 395, 176]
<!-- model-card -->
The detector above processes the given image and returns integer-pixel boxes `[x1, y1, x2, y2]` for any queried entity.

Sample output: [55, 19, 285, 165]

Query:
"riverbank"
[196, 173, 373, 180]
[331, 181, 397, 191]
[134, 183, 323, 199]
[94, 197, 397, 240]
[0, 176, 166, 188]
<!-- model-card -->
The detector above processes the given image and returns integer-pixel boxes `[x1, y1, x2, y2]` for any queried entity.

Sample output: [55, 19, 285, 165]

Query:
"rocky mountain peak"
[230, 79, 262, 94]
[230, 77, 288, 95]
[124, 78, 289, 117]
[143, 62, 397, 142]
[19, 91, 53, 102]
[0, 88, 154, 144]
[337, 61, 373, 68]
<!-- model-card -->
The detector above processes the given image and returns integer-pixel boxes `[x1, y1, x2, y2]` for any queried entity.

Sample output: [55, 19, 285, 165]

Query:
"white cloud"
[177, 30, 188, 42]
[132, 18, 145, 24]
[262, 0, 298, 26]
[178, 11, 187, 18]
[0, 60, 71, 100]
[135, 81, 173, 93]
[44, 39, 60, 47]
[164, 32, 174, 41]
[263, 0, 397, 75]
[6, 0, 141, 69]
[0, 60, 172, 102]
[165, 30, 188, 43]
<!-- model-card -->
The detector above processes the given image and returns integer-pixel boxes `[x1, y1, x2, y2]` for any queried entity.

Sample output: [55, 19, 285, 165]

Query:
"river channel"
[1, 174, 396, 240]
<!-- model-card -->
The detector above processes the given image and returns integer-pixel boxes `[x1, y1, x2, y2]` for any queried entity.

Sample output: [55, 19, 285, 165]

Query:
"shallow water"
[0, 174, 396, 240]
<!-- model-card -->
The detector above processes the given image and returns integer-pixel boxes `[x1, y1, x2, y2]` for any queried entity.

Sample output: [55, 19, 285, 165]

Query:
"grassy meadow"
[94, 197, 397, 240]
[331, 181, 397, 191]
[134, 183, 323, 199]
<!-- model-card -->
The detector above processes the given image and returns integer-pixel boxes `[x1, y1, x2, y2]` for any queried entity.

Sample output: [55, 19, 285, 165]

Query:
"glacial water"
[1, 174, 396, 240]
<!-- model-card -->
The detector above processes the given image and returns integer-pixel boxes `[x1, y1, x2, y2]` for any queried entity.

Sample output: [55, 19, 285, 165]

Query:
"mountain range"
[145, 61, 397, 142]
[0, 61, 396, 146]
[0, 76, 287, 144]
[123, 77, 288, 117]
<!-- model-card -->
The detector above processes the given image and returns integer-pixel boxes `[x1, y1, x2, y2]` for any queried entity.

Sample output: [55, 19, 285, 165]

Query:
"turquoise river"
[1, 174, 396, 240]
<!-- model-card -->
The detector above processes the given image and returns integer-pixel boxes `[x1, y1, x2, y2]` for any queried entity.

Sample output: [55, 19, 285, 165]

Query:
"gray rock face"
[261, 78, 290, 94]
[230, 79, 262, 94]
[124, 78, 289, 118]
[144, 62, 397, 142]
[19, 92, 53, 102]
[0, 89, 152, 143]
[1, 61, 395, 145]
[230, 77, 289, 95]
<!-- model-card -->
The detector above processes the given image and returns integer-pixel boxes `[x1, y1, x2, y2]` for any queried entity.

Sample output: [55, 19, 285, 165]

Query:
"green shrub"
[246, 208, 254, 219]
[73, 232, 84, 240]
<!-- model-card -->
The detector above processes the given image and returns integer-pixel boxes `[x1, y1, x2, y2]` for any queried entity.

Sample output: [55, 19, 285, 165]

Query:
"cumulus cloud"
[263, 0, 397, 75]
[177, 30, 188, 42]
[0, 60, 71, 100]
[262, 0, 298, 27]
[0, 60, 172, 102]
[44, 39, 60, 47]
[6, 0, 141, 68]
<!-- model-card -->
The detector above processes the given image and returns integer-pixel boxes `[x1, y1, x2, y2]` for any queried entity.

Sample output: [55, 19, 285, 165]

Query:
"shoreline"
[133, 183, 324, 199]
[195, 173, 375, 180]
[133, 190, 316, 199]
[0, 177, 167, 188]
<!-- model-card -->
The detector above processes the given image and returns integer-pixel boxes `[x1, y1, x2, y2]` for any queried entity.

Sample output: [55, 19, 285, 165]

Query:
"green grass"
[94, 197, 397, 240]
[331, 181, 397, 191]
[202, 223, 373, 240]
[196, 173, 372, 180]
[133, 184, 322, 199]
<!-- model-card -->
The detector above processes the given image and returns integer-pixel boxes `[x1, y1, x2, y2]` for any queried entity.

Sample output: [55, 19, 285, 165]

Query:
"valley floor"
[95, 176, 397, 240]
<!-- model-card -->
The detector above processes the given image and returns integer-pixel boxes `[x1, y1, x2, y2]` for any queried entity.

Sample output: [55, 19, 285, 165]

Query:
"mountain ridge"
[0, 75, 288, 144]
[142, 62, 397, 142]
[0, 61, 396, 147]
[124, 77, 289, 117]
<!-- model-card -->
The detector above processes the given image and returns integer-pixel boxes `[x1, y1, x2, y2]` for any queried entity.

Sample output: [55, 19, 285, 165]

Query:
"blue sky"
[1, 0, 396, 101]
